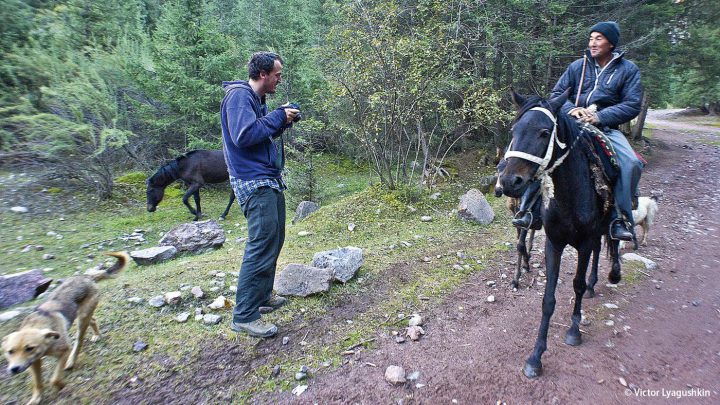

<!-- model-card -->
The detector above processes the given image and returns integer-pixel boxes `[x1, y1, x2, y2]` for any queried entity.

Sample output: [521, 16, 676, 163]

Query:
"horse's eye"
[539, 129, 551, 137]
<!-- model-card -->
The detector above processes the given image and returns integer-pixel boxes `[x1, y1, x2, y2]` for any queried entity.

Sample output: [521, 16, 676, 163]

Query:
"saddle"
[580, 124, 620, 182]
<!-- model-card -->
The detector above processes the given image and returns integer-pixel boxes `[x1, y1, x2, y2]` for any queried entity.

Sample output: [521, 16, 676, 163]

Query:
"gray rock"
[35, 245, 44, 251]
[457, 189, 495, 224]
[133, 341, 148, 352]
[42, 254, 55, 260]
[311, 246, 364, 283]
[295, 372, 308, 381]
[10, 206, 29, 214]
[385, 365, 406, 384]
[191, 286, 205, 299]
[420, 216, 433, 222]
[0, 270, 53, 309]
[175, 312, 190, 323]
[130, 246, 177, 266]
[164, 291, 182, 305]
[0, 310, 22, 322]
[202, 314, 222, 325]
[282, 336, 290, 345]
[159, 220, 225, 253]
[148, 295, 166, 308]
[272, 365, 281, 377]
[292, 201, 320, 224]
[621, 253, 658, 271]
[127, 297, 144, 305]
[274, 264, 333, 297]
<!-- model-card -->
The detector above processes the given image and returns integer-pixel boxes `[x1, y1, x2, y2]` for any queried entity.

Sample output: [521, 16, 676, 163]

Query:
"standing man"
[512, 21, 643, 242]
[221, 52, 300, 337]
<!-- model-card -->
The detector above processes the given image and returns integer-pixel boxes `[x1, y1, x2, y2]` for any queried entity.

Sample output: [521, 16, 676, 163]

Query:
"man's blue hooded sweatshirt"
[221, 80, 287, 180]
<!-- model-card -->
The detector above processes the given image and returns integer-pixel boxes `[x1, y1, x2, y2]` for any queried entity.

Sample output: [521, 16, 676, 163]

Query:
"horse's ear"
[547, 89, 570, 113]
[509, 88, 526, 109]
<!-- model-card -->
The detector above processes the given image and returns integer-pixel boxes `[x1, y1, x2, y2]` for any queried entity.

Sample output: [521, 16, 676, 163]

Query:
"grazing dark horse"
[499, 90, 621, 378]
[146, 150, 235, 221]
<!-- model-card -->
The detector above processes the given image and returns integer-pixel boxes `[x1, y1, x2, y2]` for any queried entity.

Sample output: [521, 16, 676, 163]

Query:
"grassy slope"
[0, 153, 517, 403]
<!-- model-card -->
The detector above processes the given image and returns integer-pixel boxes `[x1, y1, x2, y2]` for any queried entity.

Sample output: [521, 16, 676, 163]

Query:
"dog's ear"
[42, 330, 60, 341]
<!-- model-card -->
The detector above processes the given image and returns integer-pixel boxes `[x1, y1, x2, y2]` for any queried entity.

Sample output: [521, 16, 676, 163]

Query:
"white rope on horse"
[503, 106, 573, 207]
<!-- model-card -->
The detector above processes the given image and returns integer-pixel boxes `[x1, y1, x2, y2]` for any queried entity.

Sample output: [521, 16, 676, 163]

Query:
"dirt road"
[282, 112, 720, 403]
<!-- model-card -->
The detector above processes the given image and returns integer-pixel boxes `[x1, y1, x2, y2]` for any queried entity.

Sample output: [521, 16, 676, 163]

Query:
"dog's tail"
[88, 251, 129, 281]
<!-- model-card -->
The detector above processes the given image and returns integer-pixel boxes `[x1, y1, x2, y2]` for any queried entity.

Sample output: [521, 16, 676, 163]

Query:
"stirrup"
[513, 210, 533, 230]
[609, 218, 633, 241]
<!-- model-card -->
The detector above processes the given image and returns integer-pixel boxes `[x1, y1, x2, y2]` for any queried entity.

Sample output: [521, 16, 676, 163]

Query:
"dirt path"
[276, 113, 720, 403]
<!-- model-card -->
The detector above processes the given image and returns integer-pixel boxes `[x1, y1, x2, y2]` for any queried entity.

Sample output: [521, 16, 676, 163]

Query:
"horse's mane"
[516, 96, 582, 151]
[148, 159, 180, 186]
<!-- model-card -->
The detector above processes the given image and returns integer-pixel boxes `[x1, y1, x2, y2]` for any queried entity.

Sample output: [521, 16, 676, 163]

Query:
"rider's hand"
[283, 108, 300, 124]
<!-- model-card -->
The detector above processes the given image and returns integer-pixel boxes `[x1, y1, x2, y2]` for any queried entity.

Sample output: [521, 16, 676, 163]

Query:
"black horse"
[499, 91, 621, 378]
[146, 150, 235, 221]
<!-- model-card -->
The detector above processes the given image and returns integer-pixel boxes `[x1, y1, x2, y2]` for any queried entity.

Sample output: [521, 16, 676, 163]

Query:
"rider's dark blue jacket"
[551, 49, 642, 129]
[220, 80, 287, 180]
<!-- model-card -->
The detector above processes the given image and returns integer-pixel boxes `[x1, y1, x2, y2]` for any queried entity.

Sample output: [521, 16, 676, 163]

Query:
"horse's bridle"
[504, 107, 569, 175]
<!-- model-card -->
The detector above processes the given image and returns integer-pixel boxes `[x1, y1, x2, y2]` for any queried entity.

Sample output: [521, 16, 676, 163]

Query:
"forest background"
[1, 0, 718, 199]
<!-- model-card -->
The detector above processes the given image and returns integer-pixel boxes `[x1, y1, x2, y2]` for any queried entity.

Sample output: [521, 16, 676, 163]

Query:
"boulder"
[159, 220, 225, 253]
[130, 246, 177, 265]
[385, 365, 406, 384]
[311, 246, 364, 283]
[622, 253, 658, 271]
[0, 270, 53, 309]
[274, 264, 333, 297]
[457, 189, 495, 225]
[292, 201, 320, 224]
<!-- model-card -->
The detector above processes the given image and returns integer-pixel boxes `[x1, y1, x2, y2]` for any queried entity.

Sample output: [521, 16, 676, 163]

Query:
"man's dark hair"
[248, 52, 283, 80]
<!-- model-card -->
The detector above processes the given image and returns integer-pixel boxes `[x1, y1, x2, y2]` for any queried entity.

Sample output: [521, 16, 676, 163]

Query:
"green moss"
[115, 171, 148, 186]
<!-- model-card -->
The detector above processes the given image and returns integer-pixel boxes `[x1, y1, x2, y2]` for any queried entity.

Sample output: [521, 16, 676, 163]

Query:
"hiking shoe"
[230, 319, 278, 338]
[259, 296, 288, 314]
[512, 211, 532, 229]
[610, 221, 633, 241]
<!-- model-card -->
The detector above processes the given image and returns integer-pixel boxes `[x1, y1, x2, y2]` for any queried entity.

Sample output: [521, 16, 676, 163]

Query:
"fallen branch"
[345, 337, 376, 351]
[552, 322, 590, 335]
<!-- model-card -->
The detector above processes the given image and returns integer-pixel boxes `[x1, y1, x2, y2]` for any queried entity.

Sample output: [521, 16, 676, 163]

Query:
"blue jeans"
[232, 186, 286, 323]
[605, 129, 643, 224]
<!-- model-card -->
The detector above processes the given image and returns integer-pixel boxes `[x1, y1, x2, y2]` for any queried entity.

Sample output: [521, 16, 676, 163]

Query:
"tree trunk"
[632, 92, 650, 140]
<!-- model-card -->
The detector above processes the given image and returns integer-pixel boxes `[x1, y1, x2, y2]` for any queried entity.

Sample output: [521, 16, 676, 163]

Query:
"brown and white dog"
[2, 252, 128, 405]
[620, 196, 660, 249]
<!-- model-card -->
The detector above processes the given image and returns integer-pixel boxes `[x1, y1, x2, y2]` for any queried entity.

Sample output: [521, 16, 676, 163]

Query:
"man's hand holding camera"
[281, 102, 302, 125]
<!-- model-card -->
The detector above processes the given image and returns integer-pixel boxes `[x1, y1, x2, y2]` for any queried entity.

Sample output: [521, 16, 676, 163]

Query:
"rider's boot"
[512, 180, 541, 229]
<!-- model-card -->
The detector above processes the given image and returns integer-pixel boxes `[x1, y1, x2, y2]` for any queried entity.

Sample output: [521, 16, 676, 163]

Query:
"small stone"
[486, 280, 496, 287]
[272, 365, 281, 377]
[605, 320, 615, 326]
[133, 341, 148, 352]
[10, 206, 29, 214]
[21, 245, 33, 253]
[164, 291, 182, 305]
[692, 300, 700, 307]
[603, 303, 619, 309]
[202, 314, 222, 325]
[422, 257, 431, 263]
[209, 286, 220, 292]
[282, 336, 290, 345]
[127, 297, 143, 305]
[42, 254, 55, 260]
[208, 296, 231, 310]
[292, 385, 308, 396]
[148, 295, 165, 308]
[408, 314, 423, 327]
[420, 216, 432, 222]
[215, 272, 226, 278]
[385, 365, 406, 384]
[452, 264, 463, 271]
[194, 307, 203, 316]
[395, 336, 406, 344]
[35, 245, 44, 251]
[406, 325, 425, 341]
[175, 312, 190, 323]
[298, 231, 312, 237]
[619, 377, 628, 387]
[0, 310, 22, 322]
[295, 372, 308, 381]
[348, 223, 356, 232]
[487, 295, 496, 303]
[46, 231, 57, 237]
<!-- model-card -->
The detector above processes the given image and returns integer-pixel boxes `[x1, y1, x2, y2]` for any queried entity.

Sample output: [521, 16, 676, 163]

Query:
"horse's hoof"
[565, 332, 582, 346]
[585, 288, 595, 298]
[608, 272, 621, 284]
[218, 216, 226, 221]
[523, 362, 543, 378]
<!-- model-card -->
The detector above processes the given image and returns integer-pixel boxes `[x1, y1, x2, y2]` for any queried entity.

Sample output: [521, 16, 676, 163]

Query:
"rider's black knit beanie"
[589, 21, 620, 48]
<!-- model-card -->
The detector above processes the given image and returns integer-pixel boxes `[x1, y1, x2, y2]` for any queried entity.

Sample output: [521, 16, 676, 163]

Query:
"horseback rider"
[511, 21, 644, 242]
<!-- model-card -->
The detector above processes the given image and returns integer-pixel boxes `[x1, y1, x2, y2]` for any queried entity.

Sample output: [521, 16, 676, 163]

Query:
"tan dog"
[2, 252, 128, 405]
